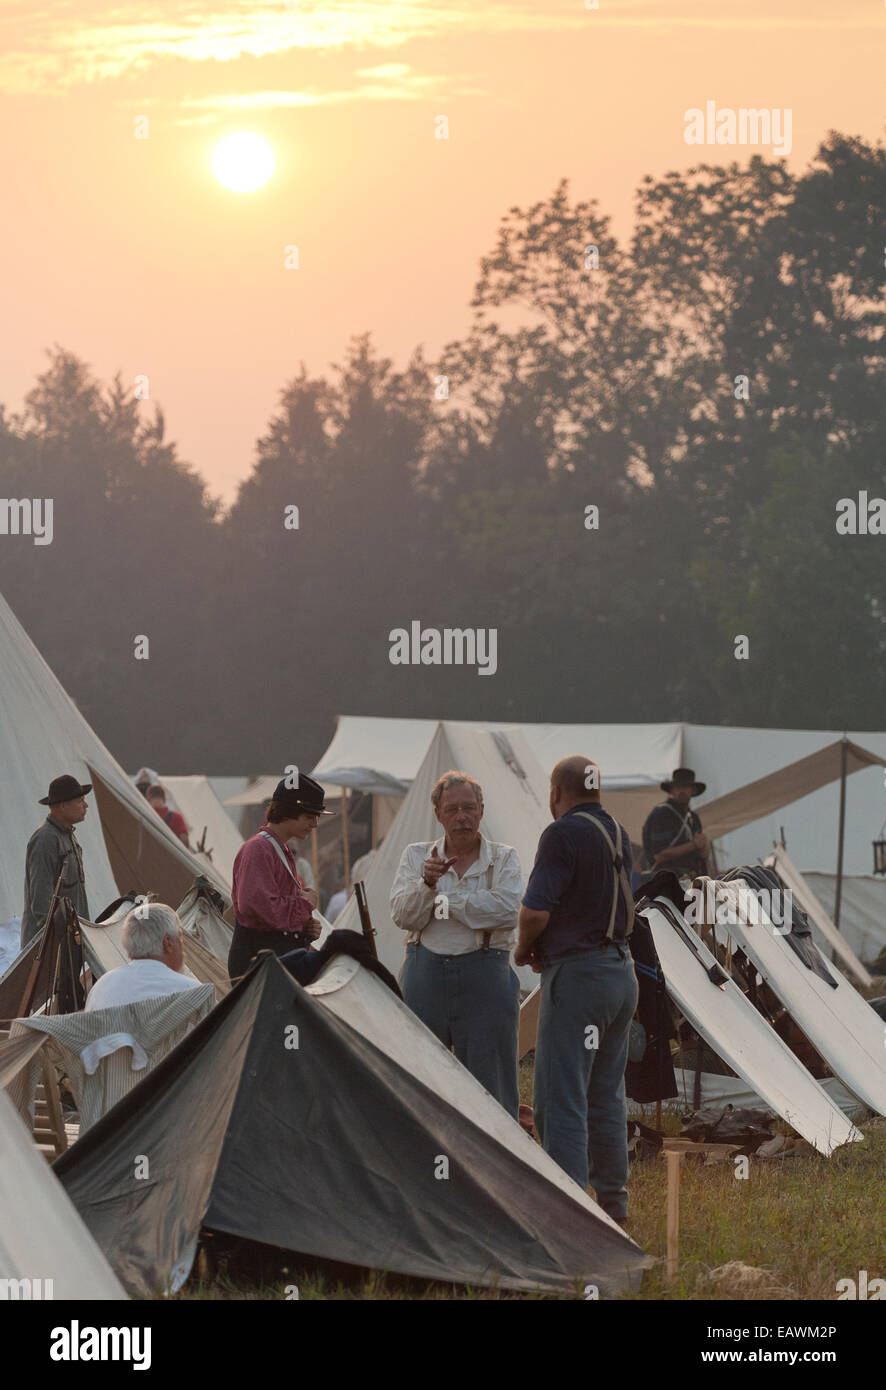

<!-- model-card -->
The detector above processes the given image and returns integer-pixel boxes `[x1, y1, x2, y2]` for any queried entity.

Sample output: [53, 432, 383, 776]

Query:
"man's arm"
[25, 831, 62, 934]
[390, 845, 436, 932]
[515, 824, 575, 966]
[440, 847, 523, 932]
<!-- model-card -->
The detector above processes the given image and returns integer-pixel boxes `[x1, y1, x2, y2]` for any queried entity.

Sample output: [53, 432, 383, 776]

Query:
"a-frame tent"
[55, 954, 650, 1298]
[0, 593, 227, 930]
[0, 1086, 126, 1300]
[331, 722, 552, 988]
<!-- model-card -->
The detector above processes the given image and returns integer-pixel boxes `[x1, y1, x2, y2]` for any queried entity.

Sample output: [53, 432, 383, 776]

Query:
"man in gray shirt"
[21, 775, 92, 946]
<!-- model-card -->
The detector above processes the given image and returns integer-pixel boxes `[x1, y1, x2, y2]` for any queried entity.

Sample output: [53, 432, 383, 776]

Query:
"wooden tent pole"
[665, 1150, 681, 1280]
[833, 736, 848, 931]
[341, 789, 350, 887]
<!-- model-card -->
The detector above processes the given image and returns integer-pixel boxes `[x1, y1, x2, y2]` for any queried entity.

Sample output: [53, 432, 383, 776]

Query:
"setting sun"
[211, 132, 275, 193]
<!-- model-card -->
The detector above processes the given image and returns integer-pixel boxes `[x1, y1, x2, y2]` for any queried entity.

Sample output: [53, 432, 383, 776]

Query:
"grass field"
[176, 1060, 886, 1301]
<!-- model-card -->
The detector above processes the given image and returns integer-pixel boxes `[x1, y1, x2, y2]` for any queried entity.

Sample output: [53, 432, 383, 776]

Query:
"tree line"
[1, 131, 884, 774]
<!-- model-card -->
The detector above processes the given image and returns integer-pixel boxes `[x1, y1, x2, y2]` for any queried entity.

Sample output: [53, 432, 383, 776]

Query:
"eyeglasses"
[438, 803, 481, 817]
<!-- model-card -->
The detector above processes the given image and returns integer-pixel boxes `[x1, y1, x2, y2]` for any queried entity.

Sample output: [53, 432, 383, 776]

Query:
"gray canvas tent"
[55, 954, 650, 1298]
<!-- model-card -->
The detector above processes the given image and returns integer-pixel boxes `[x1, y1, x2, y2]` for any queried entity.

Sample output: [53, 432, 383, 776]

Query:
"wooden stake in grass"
[665, 1149, 681, 1280]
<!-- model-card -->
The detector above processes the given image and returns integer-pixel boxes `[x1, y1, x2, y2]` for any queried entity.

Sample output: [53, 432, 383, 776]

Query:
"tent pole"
[833, 737, 848, 932]
[341, 789, 350, 887]
[310, 828, 319, 889]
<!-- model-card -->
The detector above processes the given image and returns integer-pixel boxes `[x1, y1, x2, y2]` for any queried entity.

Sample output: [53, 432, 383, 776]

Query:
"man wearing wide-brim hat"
[640, 768, 711, 881]
[21, 775, 92, 947]
[228, 772, 333, 979]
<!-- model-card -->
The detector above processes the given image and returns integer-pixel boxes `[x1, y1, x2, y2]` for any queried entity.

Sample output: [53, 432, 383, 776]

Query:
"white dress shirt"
[390, 835, 522, 955]
[85, 958, 199, 1011]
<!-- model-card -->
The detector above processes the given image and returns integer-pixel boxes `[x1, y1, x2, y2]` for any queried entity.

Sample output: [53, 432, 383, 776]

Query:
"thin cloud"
[1, 0, 882, 95]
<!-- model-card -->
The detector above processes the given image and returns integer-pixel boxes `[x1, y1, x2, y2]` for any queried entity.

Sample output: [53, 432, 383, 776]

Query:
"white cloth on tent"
[391, 835, 521, 955]
[85, 957, 200, 1011]
[8, 986, 214, 1133]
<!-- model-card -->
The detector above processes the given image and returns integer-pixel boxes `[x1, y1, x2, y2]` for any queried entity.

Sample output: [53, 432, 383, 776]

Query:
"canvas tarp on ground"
[0, 593, 228, 928]
[764, 846, 873, 986]
[696, 877, 886, 1116]
[652, 1070, 869, 1124]
[159, 775, 244, 887]
[0, 1086, 126, 1300]
[639, 899, 861, 1155]
[55, 954, 649, 1298]
[331, 722, 553, 988]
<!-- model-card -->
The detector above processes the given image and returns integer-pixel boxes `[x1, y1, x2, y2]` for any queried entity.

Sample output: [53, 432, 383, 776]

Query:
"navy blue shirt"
[642, 799, 704, 877]
[522, 802, 633, 962]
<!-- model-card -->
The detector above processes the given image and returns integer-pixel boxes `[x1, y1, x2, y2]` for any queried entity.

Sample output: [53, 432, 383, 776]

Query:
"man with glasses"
[390, 770, 522, 1116]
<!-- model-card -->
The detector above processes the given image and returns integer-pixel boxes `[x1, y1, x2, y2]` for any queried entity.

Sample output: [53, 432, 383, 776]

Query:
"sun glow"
[211, 132, 275, 192]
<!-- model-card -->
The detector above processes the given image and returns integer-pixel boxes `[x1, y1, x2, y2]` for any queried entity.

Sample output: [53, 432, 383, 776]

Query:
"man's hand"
[693, 831, 709, 853]
[514, 941, 540, 970]
[302, 887, 319, 908]
[422, 845, 456, 888]
[305, 916, 322, 941]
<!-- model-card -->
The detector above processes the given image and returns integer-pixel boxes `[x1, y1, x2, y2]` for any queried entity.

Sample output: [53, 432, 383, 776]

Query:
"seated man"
[85, 903, 198, 1010]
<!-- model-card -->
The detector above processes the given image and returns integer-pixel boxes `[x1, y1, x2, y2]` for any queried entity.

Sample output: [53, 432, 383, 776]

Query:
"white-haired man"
[390, 770, 522, 1117]
[85, 903, 197, 1011]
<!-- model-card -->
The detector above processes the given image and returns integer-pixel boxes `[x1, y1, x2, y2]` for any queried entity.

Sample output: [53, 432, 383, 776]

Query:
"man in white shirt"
[85, 902, 199, 1011]
[390, 770, 522, 1116]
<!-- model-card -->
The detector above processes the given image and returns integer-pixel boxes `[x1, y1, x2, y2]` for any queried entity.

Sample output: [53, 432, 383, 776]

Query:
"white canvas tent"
[698, 876, 886, 1115]
[0, 593, 227, 931]
[764, 845, 872, 986]
[0, 1085, 126, 1299]
[802, 872, 886, 968]
[332, 723, 553, 989]
[160, 775, 244, 887]
[636, 899, 861, 1155]
[312, 716, 886, 873]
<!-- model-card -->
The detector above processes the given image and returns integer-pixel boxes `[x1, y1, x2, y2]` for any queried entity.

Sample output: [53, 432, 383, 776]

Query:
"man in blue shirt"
[516, 755, 638, 1223]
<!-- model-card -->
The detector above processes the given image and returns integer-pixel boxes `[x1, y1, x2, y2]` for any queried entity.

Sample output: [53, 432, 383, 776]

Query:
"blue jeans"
[533, 946, 639, 1218]
[400, 941, 520, 1117]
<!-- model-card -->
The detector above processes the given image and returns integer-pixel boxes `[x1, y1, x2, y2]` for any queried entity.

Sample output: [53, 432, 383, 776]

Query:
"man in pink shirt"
[228, 773, 333, 979]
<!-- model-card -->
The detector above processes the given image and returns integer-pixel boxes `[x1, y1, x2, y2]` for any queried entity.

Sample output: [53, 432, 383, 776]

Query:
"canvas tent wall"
[802, 871, 886, 968]
[0, 1086, 126, 1300]
[332, 722, 553, 988]
[56, 954, 650, 1298]
[314, 717, 886, 873]
[159, 775, 244, 887]
[696, 876, 886, 1115]
[637, 899, 860, 1154]
[763, 846, 872, 986]
[0, 593, 226, 930]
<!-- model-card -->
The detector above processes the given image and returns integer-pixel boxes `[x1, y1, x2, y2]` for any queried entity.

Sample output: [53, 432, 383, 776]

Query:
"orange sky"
[2, 0, 884, 503]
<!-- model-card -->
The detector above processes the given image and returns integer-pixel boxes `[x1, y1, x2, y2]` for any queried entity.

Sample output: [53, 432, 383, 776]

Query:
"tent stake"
[833, 736, 848, 934]
[665, 1149, 681, 1280]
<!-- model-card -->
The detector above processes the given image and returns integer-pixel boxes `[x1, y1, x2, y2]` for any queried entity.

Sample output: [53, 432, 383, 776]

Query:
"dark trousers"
[228, 921, 312, 980]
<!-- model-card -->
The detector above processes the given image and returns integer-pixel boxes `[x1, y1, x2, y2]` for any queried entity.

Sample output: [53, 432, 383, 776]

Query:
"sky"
[2, 0, 884, 504]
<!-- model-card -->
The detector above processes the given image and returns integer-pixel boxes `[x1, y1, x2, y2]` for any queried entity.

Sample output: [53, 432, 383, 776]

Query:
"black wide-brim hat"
[271, 772, 334, 817]
[40, 774, 93, 806]
[661, 767, 706, 796]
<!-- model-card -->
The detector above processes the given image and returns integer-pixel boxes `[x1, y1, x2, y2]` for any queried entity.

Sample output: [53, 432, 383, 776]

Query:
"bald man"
[516, 756, 637, 1224]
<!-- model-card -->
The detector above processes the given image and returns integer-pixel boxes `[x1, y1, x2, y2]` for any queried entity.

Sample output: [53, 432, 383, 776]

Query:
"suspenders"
[574, 812, 635, 940]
